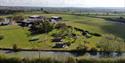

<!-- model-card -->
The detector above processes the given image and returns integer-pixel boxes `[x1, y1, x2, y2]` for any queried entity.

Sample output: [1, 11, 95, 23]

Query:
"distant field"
[0, 13, 125, 50]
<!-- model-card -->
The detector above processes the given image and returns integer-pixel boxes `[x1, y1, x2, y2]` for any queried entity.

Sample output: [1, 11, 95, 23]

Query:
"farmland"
[0, 13, 125, 52]
[0, 9, 125, 63]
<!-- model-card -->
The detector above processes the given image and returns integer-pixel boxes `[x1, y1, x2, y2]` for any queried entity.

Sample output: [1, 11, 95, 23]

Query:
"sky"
[0, 0, 124, 7]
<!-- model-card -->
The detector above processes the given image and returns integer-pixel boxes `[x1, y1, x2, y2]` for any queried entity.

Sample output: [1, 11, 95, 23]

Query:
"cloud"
[84, 0, 124, 7]
[0, 0, 124, 7]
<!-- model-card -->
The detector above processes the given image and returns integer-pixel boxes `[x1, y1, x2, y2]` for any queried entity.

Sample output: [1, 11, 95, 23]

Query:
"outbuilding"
[27, 15, 44, 22]
[50, 16, 62, 23]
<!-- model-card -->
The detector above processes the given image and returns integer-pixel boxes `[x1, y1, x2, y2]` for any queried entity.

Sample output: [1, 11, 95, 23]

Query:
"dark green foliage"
[90, 33, 101, 37]
[1, 56, 125, 63]
[0, 56, 76, 63]
[55, 23, 67, 29]
[12, 15, 24, 22]
[29, 38, 39, 41]
[97, 35, 125, 52]
[50, 23, 73, 38]
[0, 34, 4, 40]
[50, 24, 80, 43]
[50, 29, 66, 38]
[29, 19, 54, 34]
[52, 37, 62, 42]
[103, 17, 125, 23]
[41, 8, 44, 11]
[0, 9, 23, 15]
[66, 57, 77, 63]
[0, 58, 21, 63]
[78, 59, 95, 63]
[12, 44, 18, 52]
[77, 58, 125, 63]
[43, 10, 49, 14]
[0, 18, 4, 22]
[42, 20, 54, 32]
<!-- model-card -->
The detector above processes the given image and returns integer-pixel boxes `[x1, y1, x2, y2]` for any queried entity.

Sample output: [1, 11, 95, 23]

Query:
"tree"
[106, 12, 109, 16]
[12, 15, 24, 22]
[113, 11, 118, 14]
[43, 10, 49, 14]
[0, 18, 3, 22]
[12, 44, 18, 52]
[29, 18, 53, 34]
[41, 8, 43, 11]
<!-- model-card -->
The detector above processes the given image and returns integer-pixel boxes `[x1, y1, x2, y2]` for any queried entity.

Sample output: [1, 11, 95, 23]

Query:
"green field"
[0, 25, 54, 49]
[0, 13, 125, 50]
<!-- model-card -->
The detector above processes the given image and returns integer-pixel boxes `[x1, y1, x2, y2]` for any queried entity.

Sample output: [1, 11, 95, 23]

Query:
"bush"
[55, 23, 67, 29]
[1, 56, 125, 63]
[12, 15, 24, 22]
[29, 19, 54, 34]
[66, 57, 77, 63]
[29, 36, 39, 41]
[90, 33, 102, 37]
[0, 34, 4, 40]
[43, 10, 50, 14]
[97, 35, 125, 51]
[12, 44, 18, 52]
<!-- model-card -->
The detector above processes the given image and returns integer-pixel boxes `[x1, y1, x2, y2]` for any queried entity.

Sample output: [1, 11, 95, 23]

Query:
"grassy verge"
[0, 55, 125, 63]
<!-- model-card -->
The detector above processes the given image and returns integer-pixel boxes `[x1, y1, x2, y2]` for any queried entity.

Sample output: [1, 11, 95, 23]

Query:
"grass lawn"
[0, 25, 53, 49]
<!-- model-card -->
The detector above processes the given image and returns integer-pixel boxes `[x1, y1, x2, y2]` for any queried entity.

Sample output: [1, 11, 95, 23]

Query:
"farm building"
[18, 15, 63, 27]
[0, 18, 10, 26]
[18, 20, 32, 27]
[18, 15, 45, 27]
[27, 15, 44, 22]
[50, 16, 62, 23]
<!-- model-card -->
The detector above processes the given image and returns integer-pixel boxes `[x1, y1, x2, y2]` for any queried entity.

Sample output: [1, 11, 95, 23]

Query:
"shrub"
[43, 10, 49, 14]
[29, 19, 54, 34]
[90, 33, 102, 37]
[55, 23, 67, 29]
[1, 56, 125, 63]
[0, 34, 4, 40]
[66, 57, 77, 63]
[29, 36, 39, 41]
[97, 35, 125, 51]
[12, 44, 18, 52]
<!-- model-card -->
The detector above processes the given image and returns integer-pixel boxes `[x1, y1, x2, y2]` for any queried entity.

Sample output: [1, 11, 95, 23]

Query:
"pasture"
[0, 13, 125, 51]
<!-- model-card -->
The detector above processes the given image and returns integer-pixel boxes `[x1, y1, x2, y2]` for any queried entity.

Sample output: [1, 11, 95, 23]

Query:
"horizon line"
[0, 5, 125, 8]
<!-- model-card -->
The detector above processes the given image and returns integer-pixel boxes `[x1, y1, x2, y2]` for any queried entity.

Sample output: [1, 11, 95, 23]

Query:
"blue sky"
[0, 0, 124, 7]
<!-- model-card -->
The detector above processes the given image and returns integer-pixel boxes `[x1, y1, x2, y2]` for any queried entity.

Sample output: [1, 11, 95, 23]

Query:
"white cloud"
[84, 0, 124, 7]
[0, 0, 124, 7]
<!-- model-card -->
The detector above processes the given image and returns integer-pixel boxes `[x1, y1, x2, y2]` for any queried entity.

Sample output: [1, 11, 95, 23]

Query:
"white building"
[27, 15, 44, 22]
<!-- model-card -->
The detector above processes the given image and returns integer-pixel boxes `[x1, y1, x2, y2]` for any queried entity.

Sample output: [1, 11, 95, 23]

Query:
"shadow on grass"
[74, 19, 125, 39]
[101, 23, 125, 39]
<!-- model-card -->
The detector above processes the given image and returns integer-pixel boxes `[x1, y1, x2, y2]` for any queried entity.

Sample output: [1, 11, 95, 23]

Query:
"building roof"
[51, 16, 61, 19]
[29, 15, 41, 18]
